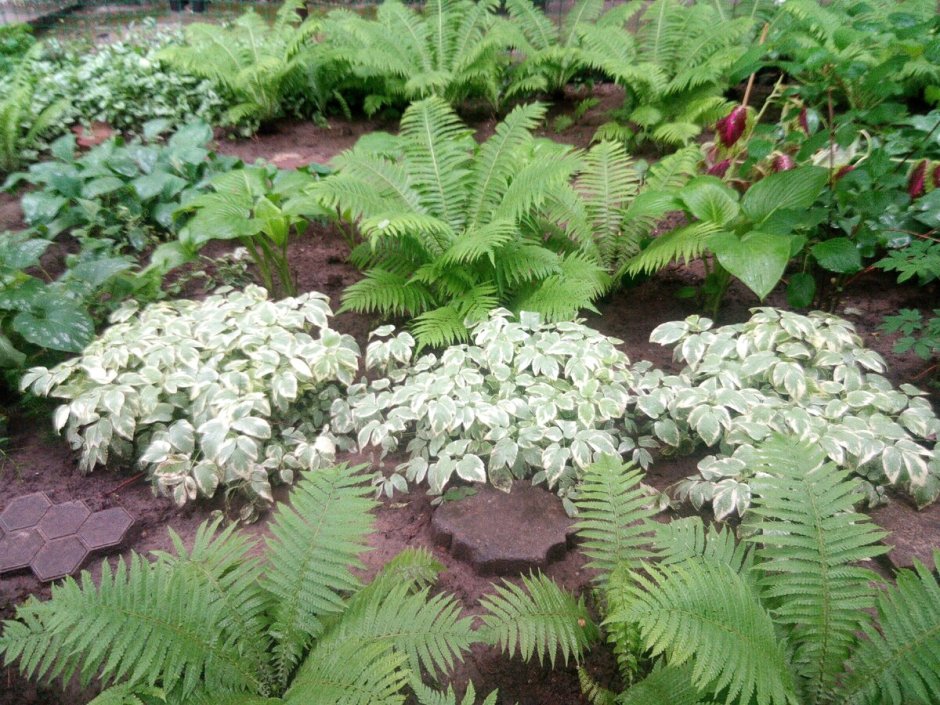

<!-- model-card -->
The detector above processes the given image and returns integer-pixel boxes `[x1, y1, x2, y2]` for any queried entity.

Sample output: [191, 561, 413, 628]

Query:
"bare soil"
[2, 92, 938, 705]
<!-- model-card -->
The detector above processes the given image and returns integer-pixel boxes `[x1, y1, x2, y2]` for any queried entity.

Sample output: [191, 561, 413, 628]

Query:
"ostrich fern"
[581, 0, 758, 149]
[0, 464, 493, 704]
[158, 0, 325, 129]
[490, 438, 940, 705]
[322, 0, 509, 114]
[312, 97, 608, 346]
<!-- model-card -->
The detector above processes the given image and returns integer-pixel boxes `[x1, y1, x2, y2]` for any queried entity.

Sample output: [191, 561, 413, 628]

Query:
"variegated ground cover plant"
[19, 286, 358, 516]
[636, 307, 940, 519]
[330, 309, 658, 514]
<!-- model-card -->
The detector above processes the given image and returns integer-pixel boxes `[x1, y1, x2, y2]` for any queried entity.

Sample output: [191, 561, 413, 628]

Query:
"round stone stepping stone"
[430, 482, 576, 575]
[31, 536, 89, 582]
[0, 528, 44, 572]
[38, 500, 91, 540]
[0, 492, 52, 531]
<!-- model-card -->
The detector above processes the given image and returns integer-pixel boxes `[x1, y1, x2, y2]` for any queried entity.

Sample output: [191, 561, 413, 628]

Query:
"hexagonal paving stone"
[0, 528, 44, 573]
[31, 536, 89, 582]
[0, 493, 52, 531]
[78, 507, 134, 551]
[38, 500, 91, 540]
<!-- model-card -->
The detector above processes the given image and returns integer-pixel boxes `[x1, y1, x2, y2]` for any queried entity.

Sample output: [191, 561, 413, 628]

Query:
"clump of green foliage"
[638, 308, 940, 516]
[20, 287, 360, 512]
[322, 0, 510, 114]
[158, 1, 328, 130]
[313, 97, 608, 346]
[492, 441, 940, 705]
[332, 309, 659, 514]
[0, 463, 503, 704]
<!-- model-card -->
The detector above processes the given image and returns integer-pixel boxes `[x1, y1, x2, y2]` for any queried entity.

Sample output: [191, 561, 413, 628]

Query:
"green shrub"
[312, 97, 608, 346]
[20, 287, 360, 511]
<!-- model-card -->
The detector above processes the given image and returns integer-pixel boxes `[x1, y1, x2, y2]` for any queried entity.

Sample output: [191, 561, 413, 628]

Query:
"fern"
[480, 572, 598, 667]
[747, 437, 889, 703]
[0, 463, 485, 704]
[314, 97, 607, 346]
[322, 0, 508, 112]
[573, 454, 656, 580]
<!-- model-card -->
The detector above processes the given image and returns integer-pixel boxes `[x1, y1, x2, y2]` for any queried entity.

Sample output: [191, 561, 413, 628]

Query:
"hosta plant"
[636, 307, 940, 518]
[506, 440, 940, 705]
[19, 286, 360, 512]
[322, 0, 509, 114]
[313, 97, 608, 346]
[0, 463, 512, 705]
[331, 309, 658, 514]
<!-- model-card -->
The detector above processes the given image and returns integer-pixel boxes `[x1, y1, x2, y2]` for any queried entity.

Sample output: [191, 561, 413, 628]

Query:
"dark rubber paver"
[0, 493, 52, 531]
[31, 536, 89, 582]
[38, 500, 91, 540]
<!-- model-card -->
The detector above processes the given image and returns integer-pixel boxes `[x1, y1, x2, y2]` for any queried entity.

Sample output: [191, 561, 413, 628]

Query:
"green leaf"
[710, 231, 791, 300]
[811, 237, 862, 274]
[455, 454, 486, 483]
[131, 172, 188, 201]
[741, 167, 828, 225]
[20, 192, 67, 224]
[680, 177, 740, 225]
[11, 303, 94, 353]
[786, 272, 815, 308]
[82, 177, 126, 199]
[0, 332, 26, 368]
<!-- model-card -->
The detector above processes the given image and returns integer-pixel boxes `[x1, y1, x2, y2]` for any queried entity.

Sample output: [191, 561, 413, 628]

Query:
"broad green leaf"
[12, 304, 94, 353]
[456, 454, 486, 483]
[710, 231, 791, 300]
[0, 332, 25, 368]
[786, 272, 815, 308]
[680, 177, 740, 225]
[81, 177, 126, 199]
[810, 237, 862, 274]
[21, 192, 67, 224]
[741, 166, 828, 224]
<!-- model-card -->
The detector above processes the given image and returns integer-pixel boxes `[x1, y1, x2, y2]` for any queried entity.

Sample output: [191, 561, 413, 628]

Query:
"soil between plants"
[2, 94, 939, 704]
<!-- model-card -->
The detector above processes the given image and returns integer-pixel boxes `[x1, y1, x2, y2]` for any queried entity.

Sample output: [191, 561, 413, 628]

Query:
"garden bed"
[2, 105, 938, 701]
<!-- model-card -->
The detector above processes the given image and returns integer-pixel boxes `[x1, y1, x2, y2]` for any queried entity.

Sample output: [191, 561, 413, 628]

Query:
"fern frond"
[645, 146, 701, 190]
[412, 679, 499, 705]
[841, 552, 940, 705]
[578, 666, 617, 705]
[573, 454, 656, 581]
[283, 639, 409, 705]
[438, 220, 517, 266]
[492, 148, 583, 223]
[479, 572, 597, 667]
[504, 0, 558, 51]
[618, 662, 706, 705]
[496, 242, 562, 289]
[513, 251, 609, 321]
[576, 141, 640, 267]
[618, 560, 796, 705]
[322, 582, 475, 677]
[341, 269, 437, 317]
[87, 683, 168, 705]
[624, 221, 722, 276]
[653, 517, 753, 575]
[361, 213, 456, 258]
[0, 554, 261, 698]
[399, 97, 474, 230]
[262, 463, 377, 687]
[354, 547, 444, 605]
[747, 437, 888, 702]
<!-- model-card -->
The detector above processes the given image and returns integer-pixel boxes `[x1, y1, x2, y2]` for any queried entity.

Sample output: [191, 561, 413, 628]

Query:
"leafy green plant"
[492, 440, 940, 705]
[0, 23, 35, 77]
[5, 122, 237, 252]
[9, 23, 228, 135]
[19, 286, 360, 512]
[0, 46, 70, 173]
[876, 239, 940, 285]
[0, 462, 503, 704]
[322, 0, 509, 114]
[624, 165, 829, 312]
[312, 97, 608, 346]
[331, 309, 659, 513]
[159, 1, 331, 129]
[637, 308, 940, 516]
[881, 308, 940, 387]
[584, 0, 759, 149]
[179, 163, 328, 297]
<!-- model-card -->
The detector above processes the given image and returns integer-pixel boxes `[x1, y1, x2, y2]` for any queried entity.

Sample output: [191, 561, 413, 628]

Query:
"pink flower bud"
[798, 107, 809, 135]
[706, 159, 731, 177]
[908, 160, 927, 199]
[772, 154, 796, 172]
[716, 106, 747, 147]
[834, 164, 855, 181]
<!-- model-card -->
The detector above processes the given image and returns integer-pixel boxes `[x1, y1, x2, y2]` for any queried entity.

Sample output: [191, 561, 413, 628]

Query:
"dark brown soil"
[2, 92, 939, 705]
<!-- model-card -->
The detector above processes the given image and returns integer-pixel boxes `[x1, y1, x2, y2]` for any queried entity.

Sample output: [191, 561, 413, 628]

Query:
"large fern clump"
[311, 97, 609, 346]
[0, 462, 602, 704]
[488, 439, 940, 705]
[158, 0, 328, 130]
[582, 0, 760, 149]
[321, 0, 510, 114]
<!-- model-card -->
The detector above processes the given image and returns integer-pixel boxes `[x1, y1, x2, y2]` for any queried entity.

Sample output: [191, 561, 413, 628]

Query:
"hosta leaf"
[12, 305, 94, 353]
[710, 231, 791, 301]
[741, 166, 828, 224]
[680, 177, 740, 225]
